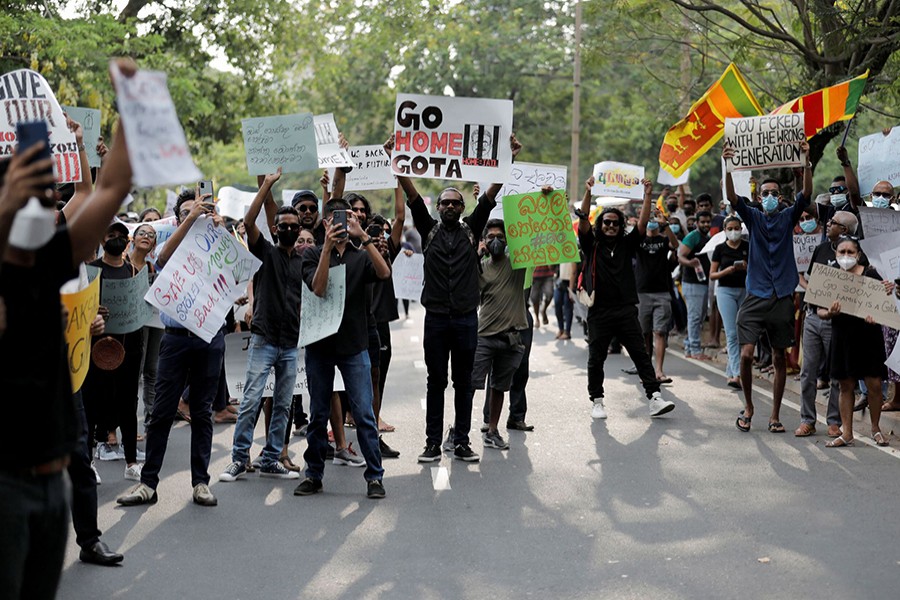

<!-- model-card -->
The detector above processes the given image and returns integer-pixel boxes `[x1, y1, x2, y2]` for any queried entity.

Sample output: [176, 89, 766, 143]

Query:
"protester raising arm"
[389, 186, 405, 250]
[320, 170, 331, 203]
[383, 133, 431, 239]
[0, 142, 56, 264]
[578, 176, 595, 235]
[636, 178, 653, 236]
[835, 145, 861, 208]
[330, 133, 350, 200]
[60, 115, 92, 220]
[246, 168, 282, 247]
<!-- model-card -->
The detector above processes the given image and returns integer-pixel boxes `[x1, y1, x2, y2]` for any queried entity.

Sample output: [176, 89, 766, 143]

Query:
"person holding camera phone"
[709, 216, 749, 389]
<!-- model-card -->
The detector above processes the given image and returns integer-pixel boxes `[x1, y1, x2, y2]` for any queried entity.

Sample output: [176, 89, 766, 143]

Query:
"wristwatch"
[78, 143, 86, 151]
[574, 208, 588, 220]
[361, 236, 374, 247]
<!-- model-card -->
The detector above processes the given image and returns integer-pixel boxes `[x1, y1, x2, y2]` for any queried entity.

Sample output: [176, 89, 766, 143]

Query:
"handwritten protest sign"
[1, 69, 80, 182]
[858, 206, 900, 239]
[723, 113, 806, 172]
[502, 189, 579, 269]
[299, 265, 346, 347]
[658, 167, 689, 186]
[493, 162, 568, 201]
[327, 144, 396, 191]
[392, 93, 514, 182]
[861, 230, 900, 276]
[858, 128, 900, 196]
[591, 162, 644, 199]
[391, 252, 424, 301]
[805, 262, 900, 329]
[145, 216, 262, 342]
[793, 233, 820, 273]
[102, 267, 154, 334]
[62, 106, 101, 168]
[241, 113, 317, 176]
[314, 114, 354, 169]
[215, 186, 273, 242]
[61, 267, 100, 393]
[111, 65, 201, 187]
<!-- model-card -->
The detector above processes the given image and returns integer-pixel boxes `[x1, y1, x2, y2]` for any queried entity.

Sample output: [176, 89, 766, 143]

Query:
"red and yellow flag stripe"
[770, 71, 868, 138]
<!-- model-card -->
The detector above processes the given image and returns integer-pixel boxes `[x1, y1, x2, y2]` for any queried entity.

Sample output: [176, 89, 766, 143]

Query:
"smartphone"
[16, 121, 54, 193]
[198, 179, 215, 201]
[332, 209, 348, 238]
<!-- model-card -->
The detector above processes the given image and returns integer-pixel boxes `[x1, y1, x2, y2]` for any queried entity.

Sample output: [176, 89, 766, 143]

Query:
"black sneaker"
[479, 423, 489, 433]
[506, 420, 534, 431]
[260, 461, 300, 480]
[293, 477, 323, 496]
[366, 479, 386, 499]
[453, 443, 480, 462]
[417, 444, 441, 463]
[379, 436, 400, 458]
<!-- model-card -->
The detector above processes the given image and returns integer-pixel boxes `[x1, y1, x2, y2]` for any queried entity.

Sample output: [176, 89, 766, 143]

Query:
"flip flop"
[656, 376, 673, 384]
[767, 421, 786, 433]
[873, 432, 890, 447]
[736, 410, 751, 432]
[825, 436, 854, 448]
[881, 402, 900, 412]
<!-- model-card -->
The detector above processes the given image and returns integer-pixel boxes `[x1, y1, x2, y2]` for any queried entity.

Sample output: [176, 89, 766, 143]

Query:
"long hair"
[593, 207, 626, 239]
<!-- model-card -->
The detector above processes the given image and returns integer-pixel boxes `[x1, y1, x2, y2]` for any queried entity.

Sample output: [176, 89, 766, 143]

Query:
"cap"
[107, 221, 129, 236]
[291, 190, 319, 207]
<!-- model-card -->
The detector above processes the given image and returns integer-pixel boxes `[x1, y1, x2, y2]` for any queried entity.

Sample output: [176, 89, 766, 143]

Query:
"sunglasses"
[295, 204, 318, 213]
[277, 223, 300, 232]
[440, 199, 464, 208]
[872, 192, 892, 198]
[829, 186, 848, 194]
[601, 219, 620, 227]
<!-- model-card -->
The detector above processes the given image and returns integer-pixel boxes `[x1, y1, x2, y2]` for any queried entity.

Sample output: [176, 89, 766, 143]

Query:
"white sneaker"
[124, 463, 143, 481]
[97, 443, 122, 461]
[649, 392, 675, 417]
[117, 445, 146, 461]
[91, 460, 102, 485]
[135, 447, 146, 461]
[591, 398, 607, 420]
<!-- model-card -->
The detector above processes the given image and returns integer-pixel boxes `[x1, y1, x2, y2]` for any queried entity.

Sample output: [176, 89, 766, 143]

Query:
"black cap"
[291, 190, 319, 208]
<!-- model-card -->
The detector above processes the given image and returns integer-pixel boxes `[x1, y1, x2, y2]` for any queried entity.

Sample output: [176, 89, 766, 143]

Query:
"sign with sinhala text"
[102, 266, 154, 334]
[502, 189, 579, 269]
[491, 161, 568, 202]
[145, 216, 262, 342]
[723, 113, 806, 172]
[299, 265, 346, 347]
[591, 161, 644, 199]
[61, 106, 101, 168]
[241, 113, 318, 176]
[391, 252, 424, 302]
[805, 262, 900, 329]
[1, 69, 81, 182]
[392, 93, 514, 183]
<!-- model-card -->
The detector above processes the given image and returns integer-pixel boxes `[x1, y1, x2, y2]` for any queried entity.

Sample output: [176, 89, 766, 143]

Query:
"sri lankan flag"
[770, 71, 868, 139]
[659, 63, 763, 178]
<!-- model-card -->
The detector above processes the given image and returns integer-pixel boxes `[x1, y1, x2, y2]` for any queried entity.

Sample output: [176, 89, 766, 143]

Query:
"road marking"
[431, 466, 451, 490]
[410, 335, 420, 343]
[413, 360, 425, 369]
[420, 398, 427, 410]
[667, 349, 899, 459]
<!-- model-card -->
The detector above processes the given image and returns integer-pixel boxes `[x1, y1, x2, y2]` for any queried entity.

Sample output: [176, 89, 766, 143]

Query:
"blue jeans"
[715, 285, 746, 378]
[231, 335, 298, 467]
[554, 285, 573, 334]
[682, 282, 708, 355]
[304, 349, 383, 482]
[423, 310, 478, 446]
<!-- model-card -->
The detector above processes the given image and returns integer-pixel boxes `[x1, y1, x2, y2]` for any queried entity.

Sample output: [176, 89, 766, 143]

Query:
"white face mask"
[836, 255, 857, 271]
[725, 230, 742, 242]
[625, 225, 635, 234]
[8, 197, 57, 251]
[831, 194, 848, 208]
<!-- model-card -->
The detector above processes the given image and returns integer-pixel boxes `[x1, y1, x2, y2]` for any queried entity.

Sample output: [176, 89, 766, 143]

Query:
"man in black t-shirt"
[636, 212, 678, 383]
[577, 177, 676, 420]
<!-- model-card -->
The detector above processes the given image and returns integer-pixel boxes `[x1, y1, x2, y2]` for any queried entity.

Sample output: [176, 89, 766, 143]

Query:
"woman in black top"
[709, 217, 748, 389]
[817, 237, 889, 447]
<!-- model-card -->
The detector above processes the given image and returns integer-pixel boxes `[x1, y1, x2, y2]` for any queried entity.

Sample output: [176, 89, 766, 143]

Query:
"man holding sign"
[724, 140, 811, 434]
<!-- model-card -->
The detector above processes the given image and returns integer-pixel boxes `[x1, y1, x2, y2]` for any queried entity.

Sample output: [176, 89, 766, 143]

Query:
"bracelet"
[361, 237, 374, 247]
[78, 143, 86, 151]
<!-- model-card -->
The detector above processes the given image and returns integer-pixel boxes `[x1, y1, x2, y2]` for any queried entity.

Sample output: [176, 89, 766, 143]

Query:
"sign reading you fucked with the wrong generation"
[723, 113, 806, 172]
[392, 93, 513, 183]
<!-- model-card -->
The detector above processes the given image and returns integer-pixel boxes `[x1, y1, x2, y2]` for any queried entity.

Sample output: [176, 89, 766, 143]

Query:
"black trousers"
[68, 390, 101, 549]
[483, 310, 534, 423]
[376, 320, 393, 403]
[587, 304, 660, 400]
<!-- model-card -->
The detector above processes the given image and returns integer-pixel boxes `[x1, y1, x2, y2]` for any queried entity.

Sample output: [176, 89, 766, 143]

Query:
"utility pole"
[569, 0, 583, 205]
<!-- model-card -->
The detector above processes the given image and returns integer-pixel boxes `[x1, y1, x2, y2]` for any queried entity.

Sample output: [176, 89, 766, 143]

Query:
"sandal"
[378, 420, 396, 433]
[881, 402, 900, 412]
[735, 410, 751, 432]
[767, 421, 786, 433]
[656, 376, 673, 384]
[279, 456, 302, 471]
[873, 432, 890, 447]
[825, 436, 854, 448]
[176, 409, 192, 423]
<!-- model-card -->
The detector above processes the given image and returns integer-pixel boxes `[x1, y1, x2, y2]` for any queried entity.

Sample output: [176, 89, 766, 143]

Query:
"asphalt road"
[59, 303, 900, 599]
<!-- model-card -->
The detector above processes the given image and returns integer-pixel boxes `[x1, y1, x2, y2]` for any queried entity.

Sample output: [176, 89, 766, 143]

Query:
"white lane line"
[420, 398, 427, 410]
[413, 360, 426, 369]
[410, 335, 420, 343]
[666, 349, 899, 459]
[431, 466, 451, 490]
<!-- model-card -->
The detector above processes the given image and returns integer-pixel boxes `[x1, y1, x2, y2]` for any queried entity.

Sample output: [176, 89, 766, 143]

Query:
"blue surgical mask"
[762, 196, 778, 213]
[799, 220, 817, 233]
[670, 224, 681, 235]
[831, 194, 848, 208]
[872, 197, 890, 209]
[647, 221, 659, 231]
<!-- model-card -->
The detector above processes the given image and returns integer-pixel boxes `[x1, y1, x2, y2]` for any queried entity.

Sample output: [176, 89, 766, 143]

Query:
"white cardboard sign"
[327, 144, 397, 191]
[723, 113, 806, 172]
[591, 161, 644, 199]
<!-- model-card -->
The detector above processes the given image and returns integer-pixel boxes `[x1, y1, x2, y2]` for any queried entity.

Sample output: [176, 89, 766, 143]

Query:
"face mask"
[872, 197, 890, 209]
[277, 230, 300, 247]
[762, 196, 778, 213]
[383, 231, 390, 240]
[103, 236, 128, 256]
[647, 221, 659, 231]
[669, 224, 681, 235]
[725, 230, 742, 242]
[666, 204, 678, 214]
[831, 194, 848, 208]
[836, 255, 857, 271]
[799, 220, 817, 233]
[8, 197, 57, 251]
[487, 237, 506, 257]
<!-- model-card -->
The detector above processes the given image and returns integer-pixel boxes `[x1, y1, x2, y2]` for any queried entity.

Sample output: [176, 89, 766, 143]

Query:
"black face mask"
[487, 237, 506, 257]
[103, 236, 128, 256]
[277, 230, 300, 247]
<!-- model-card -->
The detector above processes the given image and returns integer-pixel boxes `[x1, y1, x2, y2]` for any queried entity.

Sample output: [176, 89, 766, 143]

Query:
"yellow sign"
[61, 272, 100, 393]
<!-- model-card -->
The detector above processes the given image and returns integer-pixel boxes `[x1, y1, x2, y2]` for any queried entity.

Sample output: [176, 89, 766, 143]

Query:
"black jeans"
[423, 310, 478, 446]
[0, 471, 68, 599]
[484, 310, 533, 423]
[68, 390, 101, 549]
[376, 320, 393, 402]
[587, 304, 660, 400]
[142, 330, 224, 490]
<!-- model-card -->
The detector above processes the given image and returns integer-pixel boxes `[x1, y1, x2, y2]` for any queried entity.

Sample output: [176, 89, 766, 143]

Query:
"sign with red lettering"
[111, 63, 202, 187]
[392, 93, 513, 183]
[145, 216, 261, 342]
[0, 69, 81, 183]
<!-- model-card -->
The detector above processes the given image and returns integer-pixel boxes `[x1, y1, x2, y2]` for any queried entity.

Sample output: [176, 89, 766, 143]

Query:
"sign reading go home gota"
[392, 93, 513, 183]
